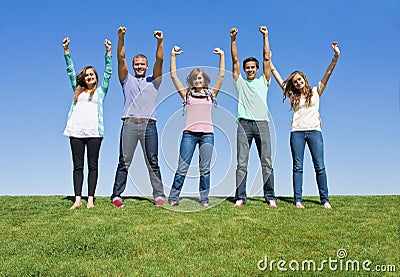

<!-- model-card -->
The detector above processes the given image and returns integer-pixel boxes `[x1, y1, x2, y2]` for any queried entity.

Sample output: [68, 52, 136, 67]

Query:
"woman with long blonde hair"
[62, 37, 112, 209]
[271, 42, 340, 209]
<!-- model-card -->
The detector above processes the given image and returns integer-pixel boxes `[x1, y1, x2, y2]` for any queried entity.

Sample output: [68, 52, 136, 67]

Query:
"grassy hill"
[0, 195, 399, 276]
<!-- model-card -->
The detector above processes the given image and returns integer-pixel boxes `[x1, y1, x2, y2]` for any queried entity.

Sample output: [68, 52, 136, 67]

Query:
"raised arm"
[153, 30, 164, 86]
[117, 27, 128, 83]
[100, 39, 112, 96]
[270, 58, 284, 91]
[105, 39, 111, 57]
[170, 46, 186, 98]
[62, 37, 77, 91]
[63, 37, 70, 55]
[230, 28, 240, 82]
[211, 47, 225, 96]
[259, 26, 271, 82]
[319, 42, 340, 95]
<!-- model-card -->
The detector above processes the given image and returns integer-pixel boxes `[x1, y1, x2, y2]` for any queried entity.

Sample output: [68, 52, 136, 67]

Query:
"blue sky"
[0, 0, 398, 197]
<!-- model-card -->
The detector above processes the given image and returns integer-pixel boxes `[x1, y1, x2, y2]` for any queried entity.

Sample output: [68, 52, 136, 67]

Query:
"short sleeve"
[233, 74, 244, 90]
[121, 73, 129, 85]
[260, 74, 270, 87]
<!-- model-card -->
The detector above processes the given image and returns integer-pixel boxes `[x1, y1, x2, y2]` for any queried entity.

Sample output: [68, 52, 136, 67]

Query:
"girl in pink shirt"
[168, 46, 225, 207]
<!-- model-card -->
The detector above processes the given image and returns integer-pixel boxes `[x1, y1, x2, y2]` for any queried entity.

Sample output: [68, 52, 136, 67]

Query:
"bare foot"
[70, 202, 82, 210]
[87, 196, 95, 209]
[268, 200, 277, 208]
[296, 202, 305, 209]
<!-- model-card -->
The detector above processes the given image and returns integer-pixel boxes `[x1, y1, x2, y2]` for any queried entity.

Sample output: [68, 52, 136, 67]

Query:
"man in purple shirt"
[111, 26, 165, 208]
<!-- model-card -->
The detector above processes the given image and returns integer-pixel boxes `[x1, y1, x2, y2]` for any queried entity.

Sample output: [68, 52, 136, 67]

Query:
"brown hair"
[132, 54, 148, 65]
[242, 57, 259, 70]
[73, 66, 98, 104]
[182, 69, 216, 114]
[282, 71, 312, 110]
[186, 68, 211, 90]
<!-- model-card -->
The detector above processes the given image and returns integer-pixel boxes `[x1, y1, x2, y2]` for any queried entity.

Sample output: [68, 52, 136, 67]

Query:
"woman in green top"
[62, 37, 112, 209]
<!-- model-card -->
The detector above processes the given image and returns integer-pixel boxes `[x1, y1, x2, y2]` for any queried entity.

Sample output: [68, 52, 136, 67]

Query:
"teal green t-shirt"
[234, 74, 270, 121]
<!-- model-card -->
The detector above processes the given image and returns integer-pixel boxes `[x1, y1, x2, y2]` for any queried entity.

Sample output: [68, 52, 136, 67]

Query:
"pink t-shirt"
[184, 93, 214, 133]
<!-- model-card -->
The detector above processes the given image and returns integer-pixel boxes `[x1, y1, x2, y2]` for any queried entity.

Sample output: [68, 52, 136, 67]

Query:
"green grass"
[0, 195, 399, 276]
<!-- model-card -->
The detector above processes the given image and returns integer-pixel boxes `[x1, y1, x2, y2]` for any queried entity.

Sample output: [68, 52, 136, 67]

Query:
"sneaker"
[268, 200, 277, 208]
[155, 197, 164, 207]
[295, 202, 305, 209]
[233, 200, 244, 208]
[201, 202, 210, 207]
[324, 202, 332, 209]
[112, 197, 125, 208]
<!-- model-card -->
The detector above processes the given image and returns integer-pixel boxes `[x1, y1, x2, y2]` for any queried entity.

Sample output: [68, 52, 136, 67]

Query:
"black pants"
[69, 137, 103, 197]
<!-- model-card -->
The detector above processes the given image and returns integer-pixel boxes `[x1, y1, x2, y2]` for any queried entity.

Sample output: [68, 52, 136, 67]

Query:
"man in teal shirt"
[230, 26, 277, 208]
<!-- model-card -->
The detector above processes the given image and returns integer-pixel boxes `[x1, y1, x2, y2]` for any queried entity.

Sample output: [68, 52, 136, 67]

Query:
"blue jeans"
[111, 119, 164, 199]
[235, 119, 275, 203]
[290, 130, 329, 204]
[168, 132, 214, 205]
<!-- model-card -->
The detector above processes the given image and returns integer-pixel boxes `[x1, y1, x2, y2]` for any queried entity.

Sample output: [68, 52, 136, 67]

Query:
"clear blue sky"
[0, 0, 398, 197]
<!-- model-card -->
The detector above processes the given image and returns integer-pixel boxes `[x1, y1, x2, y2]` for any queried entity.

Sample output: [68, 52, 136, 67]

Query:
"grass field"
[0, 195, 399, 276]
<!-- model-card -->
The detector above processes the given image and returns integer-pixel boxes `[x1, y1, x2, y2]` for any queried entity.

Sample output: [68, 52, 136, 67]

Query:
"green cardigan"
[64, 53, 112, 136]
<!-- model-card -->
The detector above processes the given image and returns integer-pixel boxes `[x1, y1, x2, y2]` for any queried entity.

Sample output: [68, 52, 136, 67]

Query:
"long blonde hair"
[282, 71, 312, 110]
[73, 66, 98, 104]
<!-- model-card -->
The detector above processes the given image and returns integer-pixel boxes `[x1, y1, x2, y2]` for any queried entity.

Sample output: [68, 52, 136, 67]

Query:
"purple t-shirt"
[120, 73, 159, 120]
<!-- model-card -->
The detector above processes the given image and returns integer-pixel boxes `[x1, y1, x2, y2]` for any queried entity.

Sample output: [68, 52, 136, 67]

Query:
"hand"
[213, 47, 224, 55]
[154, 30, 163, 40]
[62, 37, 70, 50]
[118, 26, 126, 37]
[230, 28, 238, 38]
[259, 26, 268, 35]
[331, 42, 340, 56]
[171, 45, 183, 55]
[104, 39, 111, 50]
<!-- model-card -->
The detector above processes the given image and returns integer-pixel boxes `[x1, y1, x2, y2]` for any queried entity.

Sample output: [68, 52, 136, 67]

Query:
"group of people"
[62, 26, 340, 210]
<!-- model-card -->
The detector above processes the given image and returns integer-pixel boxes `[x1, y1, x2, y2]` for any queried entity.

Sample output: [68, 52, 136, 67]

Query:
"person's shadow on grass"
[62, 195, 154, 205]
[277, 196, 320, 205]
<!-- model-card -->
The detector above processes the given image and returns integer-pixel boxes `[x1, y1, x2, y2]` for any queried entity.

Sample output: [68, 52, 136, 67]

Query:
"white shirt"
[64, 91, 100, 137]
[291, 82, 325, 132]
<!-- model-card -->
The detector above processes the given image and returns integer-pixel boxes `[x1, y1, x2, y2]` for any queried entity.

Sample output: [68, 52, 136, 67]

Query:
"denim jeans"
[111, 119, 164, 199]
[168, 132, 214, 205]
[235, 119, 275, 203]
[290, 130, 329, 204]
